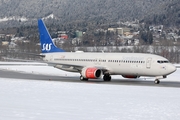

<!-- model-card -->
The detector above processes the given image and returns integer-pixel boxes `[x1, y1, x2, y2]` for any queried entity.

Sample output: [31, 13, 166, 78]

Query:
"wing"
[47, 62, 108, 73]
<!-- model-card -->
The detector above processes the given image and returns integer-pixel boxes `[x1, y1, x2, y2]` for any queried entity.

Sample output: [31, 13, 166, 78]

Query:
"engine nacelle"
[81, 67, 102, 79]
[122, 75, 140, 79]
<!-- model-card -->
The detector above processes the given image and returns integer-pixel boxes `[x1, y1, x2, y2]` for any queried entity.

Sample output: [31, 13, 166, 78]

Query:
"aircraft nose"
[169, 64, 176, 73]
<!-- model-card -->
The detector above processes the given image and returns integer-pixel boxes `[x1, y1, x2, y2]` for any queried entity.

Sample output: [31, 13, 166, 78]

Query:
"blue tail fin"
[38, 19, 65, 53]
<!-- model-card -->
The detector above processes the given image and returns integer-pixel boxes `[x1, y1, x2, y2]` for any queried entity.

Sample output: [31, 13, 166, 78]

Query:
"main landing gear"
[80, 75, 88, 81]
[103, 74, 111, 81]
[154, 79, 160, 84]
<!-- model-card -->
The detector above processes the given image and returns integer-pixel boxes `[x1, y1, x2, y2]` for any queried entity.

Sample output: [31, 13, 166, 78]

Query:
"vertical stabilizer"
[38, 19, 65, 53]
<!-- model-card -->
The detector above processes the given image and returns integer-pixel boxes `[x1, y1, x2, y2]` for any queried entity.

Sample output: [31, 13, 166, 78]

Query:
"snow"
[0, 16, 28, 22]
[0, 62, 180, 120]
[0, 63, 79, 77]
[42, 14, 57, 20]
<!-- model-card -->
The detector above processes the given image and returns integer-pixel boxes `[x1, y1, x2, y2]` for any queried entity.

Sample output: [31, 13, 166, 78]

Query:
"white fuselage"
[42, 52, 176, 77]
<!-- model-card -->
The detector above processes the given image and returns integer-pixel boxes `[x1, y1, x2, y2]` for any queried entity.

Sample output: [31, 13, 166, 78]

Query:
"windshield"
[157, 60, 169, 64]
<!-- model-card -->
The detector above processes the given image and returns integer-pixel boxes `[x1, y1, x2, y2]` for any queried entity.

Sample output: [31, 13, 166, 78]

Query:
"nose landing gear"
[154, 79, 160, 84]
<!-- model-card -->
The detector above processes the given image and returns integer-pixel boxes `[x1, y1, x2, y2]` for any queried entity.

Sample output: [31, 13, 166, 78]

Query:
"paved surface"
[0, 70, 180, 88]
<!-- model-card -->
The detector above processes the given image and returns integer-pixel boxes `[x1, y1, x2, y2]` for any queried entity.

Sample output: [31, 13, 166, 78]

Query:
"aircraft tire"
[80, 75, 88, 81]
[154, 79, 160, 84]
[103, 74, 111, 81]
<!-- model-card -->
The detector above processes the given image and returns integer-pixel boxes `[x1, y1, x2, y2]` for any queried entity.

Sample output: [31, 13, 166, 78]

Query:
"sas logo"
[42, 43, 52, 51]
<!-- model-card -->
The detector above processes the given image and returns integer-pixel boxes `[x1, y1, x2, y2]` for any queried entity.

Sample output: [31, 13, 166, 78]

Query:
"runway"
[0, 70, 180, 88]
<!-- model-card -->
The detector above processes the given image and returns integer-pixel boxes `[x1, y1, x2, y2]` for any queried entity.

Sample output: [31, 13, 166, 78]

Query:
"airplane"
[38, 19, 176, 84]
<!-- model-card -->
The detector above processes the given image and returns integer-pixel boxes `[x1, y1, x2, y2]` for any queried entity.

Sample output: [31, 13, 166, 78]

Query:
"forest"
[0, 0, 179, 27]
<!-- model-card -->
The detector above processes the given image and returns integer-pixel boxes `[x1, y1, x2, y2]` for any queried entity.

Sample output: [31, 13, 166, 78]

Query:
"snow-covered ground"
[0, 62, 180, 120]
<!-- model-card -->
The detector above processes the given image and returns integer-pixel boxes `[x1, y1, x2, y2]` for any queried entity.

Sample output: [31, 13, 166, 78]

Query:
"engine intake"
[81, 67, 102, 79]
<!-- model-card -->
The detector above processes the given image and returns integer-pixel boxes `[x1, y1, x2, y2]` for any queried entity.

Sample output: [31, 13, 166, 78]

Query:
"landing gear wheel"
[154, 79, 160, 84]
[80, 75, 88, 81]
[103, 74, 111, 81]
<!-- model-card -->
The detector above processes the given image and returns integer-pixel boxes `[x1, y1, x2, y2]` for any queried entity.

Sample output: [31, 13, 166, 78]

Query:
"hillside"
[0, 0, 179, 27]
[144, 0, 180, 26]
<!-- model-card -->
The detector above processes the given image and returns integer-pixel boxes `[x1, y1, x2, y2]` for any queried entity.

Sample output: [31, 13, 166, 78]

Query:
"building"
[116, 28, 123, 35]
[60, 34, 68, 39]
[108, 28, 116, 32]
[75, 31, 83, 38]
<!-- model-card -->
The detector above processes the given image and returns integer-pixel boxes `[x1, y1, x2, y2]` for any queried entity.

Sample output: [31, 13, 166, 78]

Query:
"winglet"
[38, 19, 65, 53]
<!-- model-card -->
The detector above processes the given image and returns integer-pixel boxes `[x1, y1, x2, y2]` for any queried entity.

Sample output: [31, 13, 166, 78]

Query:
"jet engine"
[122, 75, 140, 79]
[81, 67, 102, 79]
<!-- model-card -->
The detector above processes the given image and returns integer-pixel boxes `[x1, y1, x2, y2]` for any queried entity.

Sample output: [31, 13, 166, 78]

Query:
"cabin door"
[146, 58, 152, 69]
[50, 55, 53, 61]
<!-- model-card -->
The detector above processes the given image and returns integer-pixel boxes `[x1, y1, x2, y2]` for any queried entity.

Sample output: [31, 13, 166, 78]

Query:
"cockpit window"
[157, 60, 169, 63]
[164, 61, 169, 63]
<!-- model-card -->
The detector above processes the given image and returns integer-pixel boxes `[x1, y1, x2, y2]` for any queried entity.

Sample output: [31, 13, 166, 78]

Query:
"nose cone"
[169, 64, 177, 74]
[173, 65, 177, 72]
